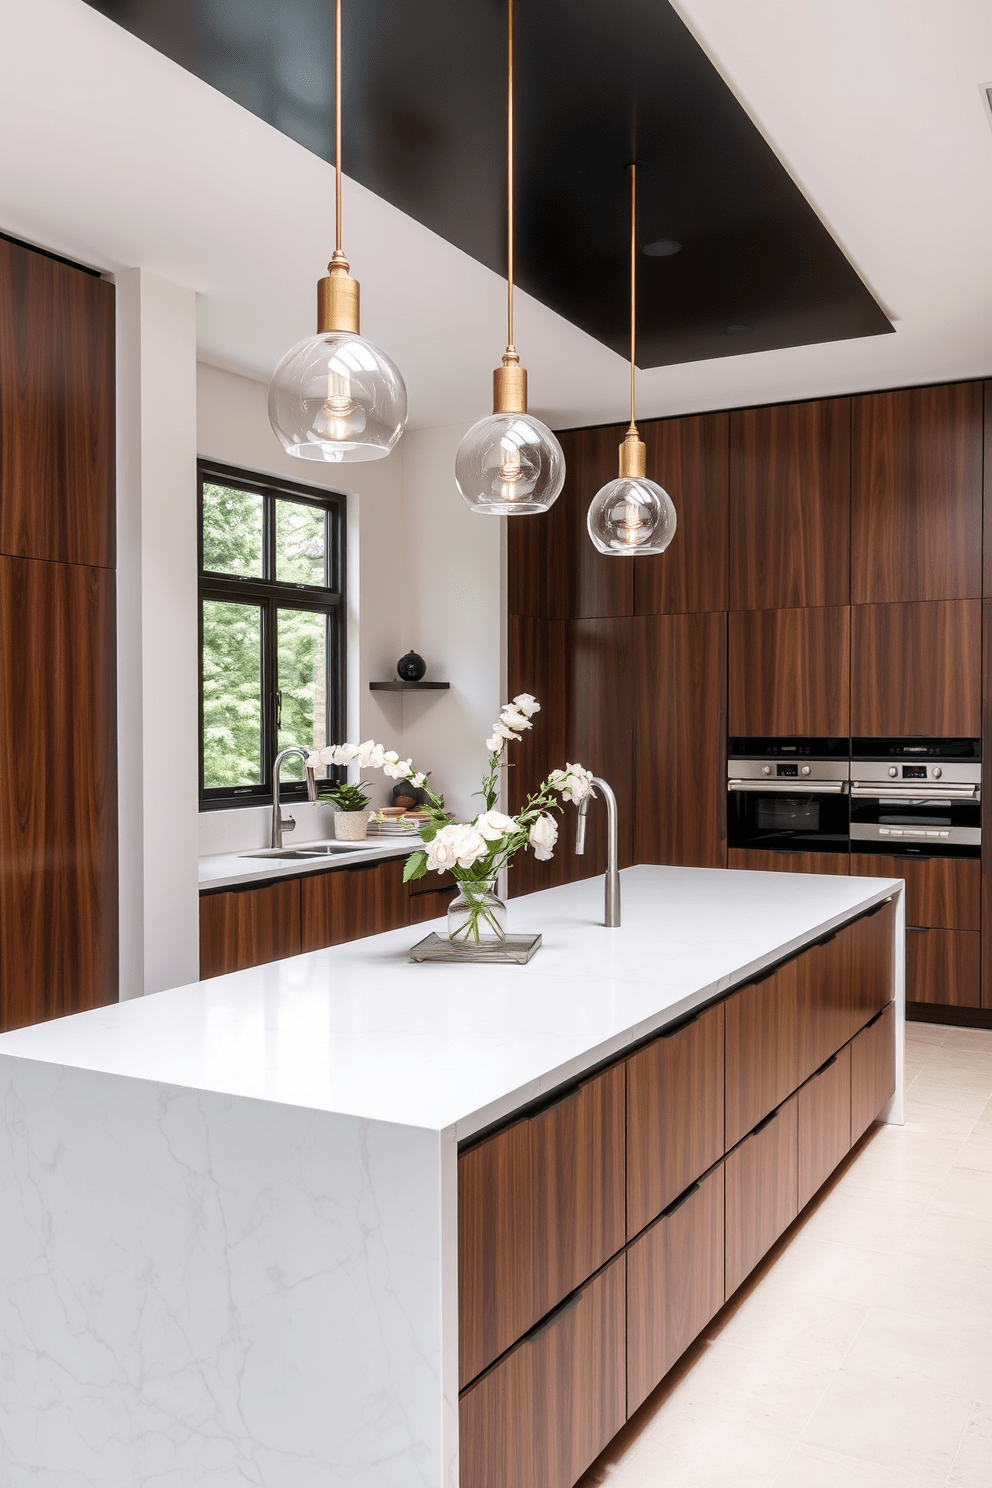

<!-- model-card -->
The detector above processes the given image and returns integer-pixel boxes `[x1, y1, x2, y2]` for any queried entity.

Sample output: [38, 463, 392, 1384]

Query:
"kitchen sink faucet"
[574, 776, 621, 927]
[272, 746, 319, 849]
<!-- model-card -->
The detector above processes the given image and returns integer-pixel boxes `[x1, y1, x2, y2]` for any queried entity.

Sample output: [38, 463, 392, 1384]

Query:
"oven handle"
[850, 784, 980, 800]
[727, 780, 847, 794]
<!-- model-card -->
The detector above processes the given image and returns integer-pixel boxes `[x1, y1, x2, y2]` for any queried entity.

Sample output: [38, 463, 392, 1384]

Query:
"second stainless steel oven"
[727, 737, 850, 856]
[850, 738, 981, 860]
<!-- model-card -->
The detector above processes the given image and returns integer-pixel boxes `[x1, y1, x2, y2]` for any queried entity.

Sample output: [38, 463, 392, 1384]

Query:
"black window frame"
[198, 458, 347, 811]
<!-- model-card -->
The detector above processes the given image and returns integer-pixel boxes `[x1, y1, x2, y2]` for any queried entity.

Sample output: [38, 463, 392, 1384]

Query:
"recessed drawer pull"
[531, 1083, 583, 1119]
[813, 1053, 838, 1078]
[749, 1107, 780, 1138]
[527, 1285, 584, 1340]
[907, 926, 929, 933]
[659, 1010, 701, 1038]
[660, 1180, 700, 1219]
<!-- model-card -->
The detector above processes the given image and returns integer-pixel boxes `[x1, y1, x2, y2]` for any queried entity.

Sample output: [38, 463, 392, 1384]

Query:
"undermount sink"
[240, 843, 369, 860]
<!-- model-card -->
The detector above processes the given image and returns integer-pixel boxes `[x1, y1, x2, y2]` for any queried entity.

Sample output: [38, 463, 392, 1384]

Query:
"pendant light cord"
[506, 0, 515, 356]
[335, 0, 343, 255]
[629, 160, 637, 436]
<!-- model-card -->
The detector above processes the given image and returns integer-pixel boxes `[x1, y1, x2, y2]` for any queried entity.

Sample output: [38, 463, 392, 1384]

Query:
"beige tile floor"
[578, 1023, 992, 1488]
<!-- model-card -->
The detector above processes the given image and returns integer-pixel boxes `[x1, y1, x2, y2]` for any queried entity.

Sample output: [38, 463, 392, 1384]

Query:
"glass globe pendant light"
[587, 162, 677, 555]
[454, 0, 565, 515]
[268, 0, 407, 462]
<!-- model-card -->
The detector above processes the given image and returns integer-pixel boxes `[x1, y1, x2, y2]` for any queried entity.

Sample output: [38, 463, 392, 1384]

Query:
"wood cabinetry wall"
[0, 238, 118, 1032]
[507, 377, 991, 1018]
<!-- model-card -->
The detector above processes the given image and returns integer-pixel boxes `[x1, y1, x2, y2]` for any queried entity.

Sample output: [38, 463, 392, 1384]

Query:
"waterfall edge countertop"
[0, 865, 904, 1142]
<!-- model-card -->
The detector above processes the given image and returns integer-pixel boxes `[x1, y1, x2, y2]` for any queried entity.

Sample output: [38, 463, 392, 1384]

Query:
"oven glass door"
[728, 785, 850, 854]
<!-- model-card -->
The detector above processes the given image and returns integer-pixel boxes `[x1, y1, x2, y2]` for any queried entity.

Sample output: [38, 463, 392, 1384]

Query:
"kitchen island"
[0, 865, 903, 1488]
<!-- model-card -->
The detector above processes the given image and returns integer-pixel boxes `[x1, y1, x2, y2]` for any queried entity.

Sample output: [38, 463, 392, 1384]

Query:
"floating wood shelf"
[369, 680, 450, 692]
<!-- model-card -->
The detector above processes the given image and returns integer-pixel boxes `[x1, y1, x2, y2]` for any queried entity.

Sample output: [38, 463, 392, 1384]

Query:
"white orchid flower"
[513, 694, 540, 718]
[411, 772, 428, 789]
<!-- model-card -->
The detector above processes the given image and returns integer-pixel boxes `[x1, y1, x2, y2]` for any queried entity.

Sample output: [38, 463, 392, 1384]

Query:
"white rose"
[550, 763, 595, 804]
[499, 705, 531, 733]
[476, 810, 518, 842]
[426, 828, 459, 872]
[529, 813, 558, 861]
[513, 693, 540, 718]
[494, 723, 519, 743]
[486, 734, 502, 753]
[448, 823, 489, 868]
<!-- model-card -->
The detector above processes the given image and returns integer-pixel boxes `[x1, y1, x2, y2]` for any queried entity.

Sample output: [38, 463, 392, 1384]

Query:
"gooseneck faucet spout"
[574, 776, 620, 928]
[272, 746, 319, 849]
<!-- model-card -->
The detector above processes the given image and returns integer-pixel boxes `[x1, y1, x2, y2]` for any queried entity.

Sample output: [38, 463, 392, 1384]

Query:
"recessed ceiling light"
[643, 239, 681, 257]
[724, 324, 753, 336]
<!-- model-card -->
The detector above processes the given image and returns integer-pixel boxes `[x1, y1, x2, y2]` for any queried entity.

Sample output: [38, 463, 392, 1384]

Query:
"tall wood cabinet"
[0, 239, 117, 1032]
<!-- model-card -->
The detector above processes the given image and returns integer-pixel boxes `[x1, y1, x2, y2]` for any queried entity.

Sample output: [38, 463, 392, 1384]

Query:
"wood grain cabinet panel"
[850, 853, 979, 931]
[728, 848, 850, 876]
[0, 239, 116, 569]
[506, 614, 570, 897]
[852, 382, 983, 605]
[636, 411, 730, 615]
[851, 600, 981, 738]
[626, 1165, 725, 1415]
[0, 557, 117, 1031]
[725, 1093, 799, 1297]
[725, 959, 799, 1150]
[198, 880, 302, 981]
[565, 617, 634, 880]
[851, 1003, 896, 1141]
[906, 927, 981, 1007]
[798, 1045, 852, 1210]
[458, 1065, 626, 1389]
[848, 899, 896, 1032]
[728, 606, 850, 737]
[730, 398, 851, 610]
[796, 925, 853, 1086]
[407, 884, 457, 924]
[633, 612, 727, 869]
[300, 858, 409, 951]
[459, 1256, 626, 1488]
[626, 1003, 725, 1237]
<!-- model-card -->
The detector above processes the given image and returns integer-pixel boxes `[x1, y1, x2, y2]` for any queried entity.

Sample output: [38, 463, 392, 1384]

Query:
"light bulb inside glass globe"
[455, 411, 565, 515]
[269, 331, 407, 463]
[587, 476, 677, 555]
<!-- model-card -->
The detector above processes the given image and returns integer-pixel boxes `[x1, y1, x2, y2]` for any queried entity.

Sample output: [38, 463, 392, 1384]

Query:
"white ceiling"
[0, 0, 989, 431]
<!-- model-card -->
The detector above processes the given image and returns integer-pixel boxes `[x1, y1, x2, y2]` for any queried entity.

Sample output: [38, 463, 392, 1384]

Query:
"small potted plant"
[326, 779, 373, 841]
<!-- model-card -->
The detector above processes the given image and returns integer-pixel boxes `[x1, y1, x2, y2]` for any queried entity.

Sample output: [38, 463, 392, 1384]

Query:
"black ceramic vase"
[396, 650, 427, 682]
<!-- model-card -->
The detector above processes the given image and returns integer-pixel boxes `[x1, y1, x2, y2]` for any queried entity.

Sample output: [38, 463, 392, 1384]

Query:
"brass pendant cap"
[619, 429, 646, 478]
[317, 255, 360, 335]
[493, 360, 528, 414]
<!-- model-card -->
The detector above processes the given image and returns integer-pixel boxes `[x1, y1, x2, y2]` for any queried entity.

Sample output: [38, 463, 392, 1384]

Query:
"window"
[198, 460, 346, 809]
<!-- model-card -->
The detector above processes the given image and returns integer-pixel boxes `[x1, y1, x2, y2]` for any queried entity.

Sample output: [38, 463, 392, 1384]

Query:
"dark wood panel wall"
[507, 378, 990, 1019]
[0, 238, 117, 1032]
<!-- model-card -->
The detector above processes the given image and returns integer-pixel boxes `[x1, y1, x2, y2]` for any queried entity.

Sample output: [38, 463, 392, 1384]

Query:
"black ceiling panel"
[84, 0, 892, 367]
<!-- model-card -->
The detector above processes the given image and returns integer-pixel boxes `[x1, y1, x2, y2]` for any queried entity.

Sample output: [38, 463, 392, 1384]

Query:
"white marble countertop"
[0, 866, 902, 1142]
[198, 835, 414, 890]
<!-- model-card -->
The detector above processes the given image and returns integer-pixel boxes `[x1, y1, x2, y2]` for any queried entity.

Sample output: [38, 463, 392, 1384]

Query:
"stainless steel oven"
[850, 738, 981, 860]
[727, 737, 850, 856]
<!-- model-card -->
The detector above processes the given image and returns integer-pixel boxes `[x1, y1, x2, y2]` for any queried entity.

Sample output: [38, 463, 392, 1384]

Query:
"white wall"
[116, 270, 200, 998]
[196, 367, 504, 846]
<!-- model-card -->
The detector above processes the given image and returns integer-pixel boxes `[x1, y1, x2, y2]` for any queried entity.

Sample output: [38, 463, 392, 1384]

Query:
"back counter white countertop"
[0, 865, 906, 1488]
[198, 834, 413, 891]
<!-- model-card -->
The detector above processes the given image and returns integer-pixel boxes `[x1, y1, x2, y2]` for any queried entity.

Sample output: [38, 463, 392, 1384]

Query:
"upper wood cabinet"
[984, 383, 992, 596]
[0, 239, 116, 569]
[564, 616, 635, 878]
[730, 398, 850, 610]
[199, 879, 302, 980]
[636, 411, 729, 615]
[851, 382, 983, 604]
[0, 557, 117, 1031]
[728, 605, 850, 737]
[506, 614, 570, 898]
[850, 600, 981, 737]
[633, 612, 727, 868]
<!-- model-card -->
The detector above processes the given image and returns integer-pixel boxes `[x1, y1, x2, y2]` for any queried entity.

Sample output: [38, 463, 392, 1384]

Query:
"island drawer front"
[795, 924, 853, 1087]
[458, 1063, 626, 1389]
[798, 1044, 852, 1211]
[625, 1164, 725, 1416]
[906, 927, 981, 1007]
[407, 884, 457, 924]
[459, 1256, 626, 1488]
[725, 960, 799, 1150]
[848, 897, 896, 1031]
[300, 858, 409, 951]
[198, 880, 302, 979]
[851, 1002, 897, 1142]
[626, 1002, 725, 1237]
[725, 1092, 799, 1297]
[850, 853, 980, 931]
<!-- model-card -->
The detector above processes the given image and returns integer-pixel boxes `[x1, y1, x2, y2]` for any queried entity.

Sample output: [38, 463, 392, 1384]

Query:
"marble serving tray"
[409, 932, 542, 965]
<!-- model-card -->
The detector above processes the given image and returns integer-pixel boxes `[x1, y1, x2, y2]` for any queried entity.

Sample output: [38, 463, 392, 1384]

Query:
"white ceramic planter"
[333, 810, 370, 842]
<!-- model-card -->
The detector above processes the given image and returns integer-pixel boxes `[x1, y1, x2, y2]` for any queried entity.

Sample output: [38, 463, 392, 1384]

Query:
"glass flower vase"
[447, 877, 507, 950]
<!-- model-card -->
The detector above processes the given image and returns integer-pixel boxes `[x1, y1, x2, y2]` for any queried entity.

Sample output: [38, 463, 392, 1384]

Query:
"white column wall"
[116, 270, 200, 998]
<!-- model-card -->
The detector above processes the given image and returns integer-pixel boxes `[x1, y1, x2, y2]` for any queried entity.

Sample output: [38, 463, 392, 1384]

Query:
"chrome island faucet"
[272, 746, 318, 848]
[574, 775, 621, 927]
